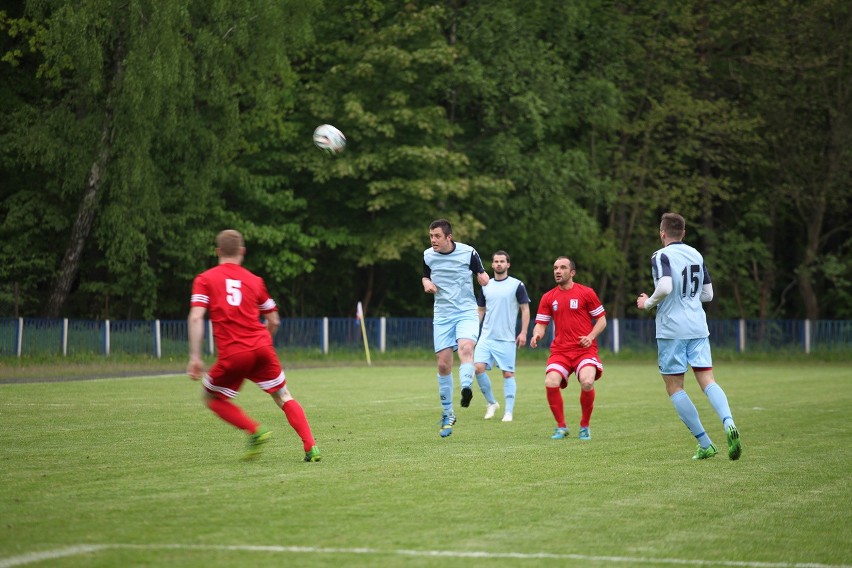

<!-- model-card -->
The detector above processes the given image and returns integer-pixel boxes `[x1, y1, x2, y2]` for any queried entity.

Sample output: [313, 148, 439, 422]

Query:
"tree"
[723, 0, 852, 318]
[276, 1, 511, 317]
[0, 0, 318, 318]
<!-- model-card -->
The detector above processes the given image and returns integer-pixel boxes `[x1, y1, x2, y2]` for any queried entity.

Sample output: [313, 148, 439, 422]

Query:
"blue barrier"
[1, 317, 849, 358]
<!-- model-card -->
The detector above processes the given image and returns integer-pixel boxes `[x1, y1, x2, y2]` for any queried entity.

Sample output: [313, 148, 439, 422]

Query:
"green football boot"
[243, 426, 271, 461]
[726, 425, 742, 461]
[692, 443, 718, 460]
[304, 445, 322, 462]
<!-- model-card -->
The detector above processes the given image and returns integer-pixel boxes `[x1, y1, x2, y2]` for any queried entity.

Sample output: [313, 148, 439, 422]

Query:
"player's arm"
[187, 305, 207, 380]
[700, 264, 713, 303]
[470, 251, 489, 287]
[422, 262, 437, 294]
[638, 277, 672, 310]
[530, 297, 549, 348]
[592, 314, 607, 338]
[477, 292, 487, 324]
[516, 284, 531, 347]
[637, 253, 672, 310]
[530, 322, 548, 349]
[420, 260, 438, 294]
[517, 302, 530, 347]
[264, 309, 280, 336]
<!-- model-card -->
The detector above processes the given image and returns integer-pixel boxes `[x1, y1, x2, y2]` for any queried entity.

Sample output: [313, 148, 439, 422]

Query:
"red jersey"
[190, 263, 278, 358]
[535, 283, 606, 357]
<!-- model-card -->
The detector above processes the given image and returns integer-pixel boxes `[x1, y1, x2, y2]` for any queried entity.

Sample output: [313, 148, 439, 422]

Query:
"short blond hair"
[216, 230, 244, 257]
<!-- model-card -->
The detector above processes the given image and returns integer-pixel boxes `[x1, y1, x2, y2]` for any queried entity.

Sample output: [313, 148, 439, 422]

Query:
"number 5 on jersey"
[226, 279, 242, 306]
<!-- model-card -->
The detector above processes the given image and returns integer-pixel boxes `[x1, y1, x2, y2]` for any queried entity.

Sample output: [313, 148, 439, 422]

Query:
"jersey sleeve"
[586, 287, 606, 318]
[516, 282, 531, 304]
[476, 291, 486, 308]
[422, 259, 431, 279]
[535, 291, 552, 325]
[469, 250, 486, 274]
[190, 275, 210, 308]
[256, 277, 278, 314]
[651, 251, 673, 281]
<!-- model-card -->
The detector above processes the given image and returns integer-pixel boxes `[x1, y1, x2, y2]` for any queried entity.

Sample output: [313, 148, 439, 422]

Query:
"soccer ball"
[313, 124, 346, 153]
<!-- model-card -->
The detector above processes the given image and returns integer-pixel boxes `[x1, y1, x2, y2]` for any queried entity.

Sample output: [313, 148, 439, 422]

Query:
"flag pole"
[357, 301, 372, 366]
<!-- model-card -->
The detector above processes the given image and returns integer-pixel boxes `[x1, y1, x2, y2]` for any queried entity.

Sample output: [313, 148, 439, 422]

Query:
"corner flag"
[357, 301, 372, 366]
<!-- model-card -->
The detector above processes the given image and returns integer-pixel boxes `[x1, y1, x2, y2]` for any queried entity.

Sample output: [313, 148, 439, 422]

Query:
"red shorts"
[545, 351, 603, 388]
[203, 345, 286, 399]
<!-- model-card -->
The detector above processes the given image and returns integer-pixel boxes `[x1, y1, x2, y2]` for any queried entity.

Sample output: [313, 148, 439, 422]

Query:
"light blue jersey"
[423, 242, 485, 323]
[650, 242, 712, 339]
[478, 276, 530, 342]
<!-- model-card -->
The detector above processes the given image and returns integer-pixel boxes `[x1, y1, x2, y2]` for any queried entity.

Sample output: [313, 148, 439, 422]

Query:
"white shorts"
[474, 337, 517, 373]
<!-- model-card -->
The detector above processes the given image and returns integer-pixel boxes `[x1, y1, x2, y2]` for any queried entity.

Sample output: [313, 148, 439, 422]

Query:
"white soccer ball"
[313, 124, 346, 153]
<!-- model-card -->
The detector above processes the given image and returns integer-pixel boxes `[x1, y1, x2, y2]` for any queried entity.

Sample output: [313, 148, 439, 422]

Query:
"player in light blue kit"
[637, 212, 742, 460]
[474, 251, 530, 422]
[422, 219, 490, 437]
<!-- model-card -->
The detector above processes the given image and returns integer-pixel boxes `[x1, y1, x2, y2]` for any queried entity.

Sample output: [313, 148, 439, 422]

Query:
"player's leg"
[489, 343, 516, 421]
[203, 353, 256, 432]
[474, 343, 498, 418]
[502, 370, 516, 421]
[456, 317, 480, 408]
[202, 353, 270, 459]
[659, 339, 715, 458]
[253, 346, 320, 461]
[544, 358, 569, 438]
[204, 390, 259, 433]
[576, 357, 602, 440]
[433, 321, 458, 435]
[270, 386, 320, 462]
[691, 338, 741, 460]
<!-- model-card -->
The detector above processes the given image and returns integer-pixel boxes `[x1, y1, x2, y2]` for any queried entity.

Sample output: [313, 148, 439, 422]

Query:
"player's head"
[660, 212, 686, 242]
[553, 256, 576, 287]
[492, 250, 510, 276]
[429, 219, 454, 253]
[216, 229, 245, 262]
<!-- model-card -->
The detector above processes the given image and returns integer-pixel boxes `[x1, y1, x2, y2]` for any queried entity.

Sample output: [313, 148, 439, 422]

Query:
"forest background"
[1, 0, 850, 322]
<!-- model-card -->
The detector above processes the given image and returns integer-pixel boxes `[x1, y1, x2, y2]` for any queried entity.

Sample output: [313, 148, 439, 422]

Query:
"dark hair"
[429, 219, 452, 236]
[661, 212, 686, 238]
[556, 256, 576, 272]
[492, 250, 510, 262]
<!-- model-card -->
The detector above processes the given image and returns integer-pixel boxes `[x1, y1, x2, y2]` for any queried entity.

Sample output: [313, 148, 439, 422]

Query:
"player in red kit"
[187, 229, 320, 462]
[530, 256, 607, 441]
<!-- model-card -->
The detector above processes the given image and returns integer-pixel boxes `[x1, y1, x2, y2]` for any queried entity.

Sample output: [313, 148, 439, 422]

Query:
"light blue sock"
[476, 372, 497, 405]
[459, 362, 474, 390]
[438, 374, 454, 416]
[671, 390, 713, 447]
[704, 383, 735, 429]
[504, 376, 517, 414]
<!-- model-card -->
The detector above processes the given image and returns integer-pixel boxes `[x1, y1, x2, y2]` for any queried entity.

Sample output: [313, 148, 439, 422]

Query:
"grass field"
[1, 360, 850, 567]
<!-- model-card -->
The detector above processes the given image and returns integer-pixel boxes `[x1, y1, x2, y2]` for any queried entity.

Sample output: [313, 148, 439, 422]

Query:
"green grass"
[1, 361, 851, 567]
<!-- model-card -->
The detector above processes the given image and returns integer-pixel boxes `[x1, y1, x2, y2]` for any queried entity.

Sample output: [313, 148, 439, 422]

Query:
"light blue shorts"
[657, 337, 713, 375]
[474, 338, 517, 373]
[433, 315, 480, 353]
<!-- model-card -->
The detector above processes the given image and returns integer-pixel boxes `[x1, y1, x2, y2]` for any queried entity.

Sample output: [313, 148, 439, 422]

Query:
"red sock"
[207, 398, 259, 434]
[580, 388, 595, 428]
[283, 400, 316, 452]
[546, 387, 566, 428]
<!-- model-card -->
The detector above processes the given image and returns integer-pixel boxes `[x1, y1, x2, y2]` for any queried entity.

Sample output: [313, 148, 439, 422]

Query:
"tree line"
[1, 0, 850, 321]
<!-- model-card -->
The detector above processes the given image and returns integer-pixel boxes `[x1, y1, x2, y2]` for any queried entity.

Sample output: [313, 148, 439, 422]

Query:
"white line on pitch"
[0, 544, 849, 568]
